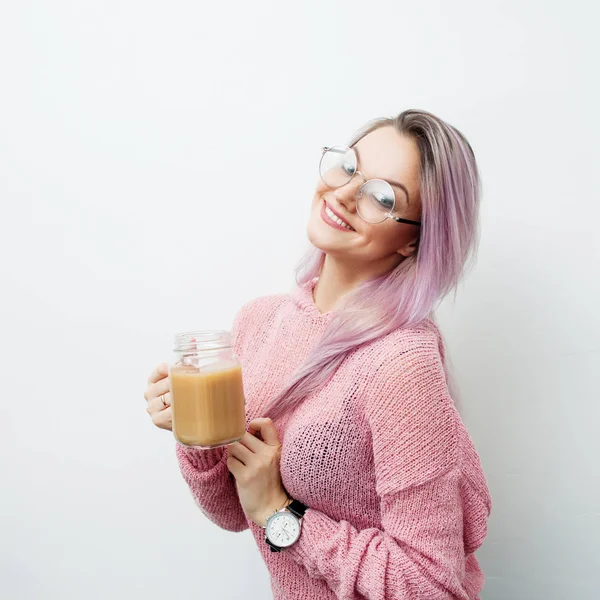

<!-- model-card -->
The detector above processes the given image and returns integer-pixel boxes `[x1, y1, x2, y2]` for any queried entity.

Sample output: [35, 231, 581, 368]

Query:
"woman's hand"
[227, 418, 290, 528]
[144, 362, 172, 431]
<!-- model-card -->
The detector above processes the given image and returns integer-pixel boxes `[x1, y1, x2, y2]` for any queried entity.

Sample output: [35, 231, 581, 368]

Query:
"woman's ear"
[396, 237, 419, 258]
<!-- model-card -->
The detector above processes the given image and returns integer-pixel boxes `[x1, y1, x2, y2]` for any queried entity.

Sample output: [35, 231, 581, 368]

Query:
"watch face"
[266, 512, 300, 548]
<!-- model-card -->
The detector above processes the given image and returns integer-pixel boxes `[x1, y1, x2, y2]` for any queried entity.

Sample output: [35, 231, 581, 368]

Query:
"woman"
[144, 109, 492, 600]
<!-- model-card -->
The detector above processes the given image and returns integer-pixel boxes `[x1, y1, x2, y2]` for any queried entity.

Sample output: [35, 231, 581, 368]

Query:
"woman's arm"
[282, 329, 491, 599]
[281, 468, 484, 599]
[174, 300, 257, 532]
[176, 445, 249, 532]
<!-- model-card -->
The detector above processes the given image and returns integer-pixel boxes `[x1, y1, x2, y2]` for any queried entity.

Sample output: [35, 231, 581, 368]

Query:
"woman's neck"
[312, 254, 402, 314]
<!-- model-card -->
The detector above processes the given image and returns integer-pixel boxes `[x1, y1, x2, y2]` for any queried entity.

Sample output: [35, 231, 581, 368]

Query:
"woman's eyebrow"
[354, 146, 411, 204]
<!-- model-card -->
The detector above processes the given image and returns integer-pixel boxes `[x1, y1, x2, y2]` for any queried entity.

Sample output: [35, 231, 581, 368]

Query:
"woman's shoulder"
[355, 318, 445, 372]
[387, 317, 442, 344]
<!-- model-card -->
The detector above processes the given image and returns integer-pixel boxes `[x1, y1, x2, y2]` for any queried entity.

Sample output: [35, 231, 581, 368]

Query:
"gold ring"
[160, 394, 167, 407]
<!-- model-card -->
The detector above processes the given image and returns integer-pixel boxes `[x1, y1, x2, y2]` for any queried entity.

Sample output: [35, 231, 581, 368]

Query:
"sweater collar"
[290, 277, 339, 321]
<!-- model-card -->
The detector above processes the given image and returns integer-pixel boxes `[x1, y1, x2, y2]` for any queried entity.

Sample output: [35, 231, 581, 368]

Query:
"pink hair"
[265, 109, 481, 421]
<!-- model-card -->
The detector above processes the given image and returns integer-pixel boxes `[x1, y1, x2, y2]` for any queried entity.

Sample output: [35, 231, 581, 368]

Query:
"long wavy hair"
[264, 109, 481, 421]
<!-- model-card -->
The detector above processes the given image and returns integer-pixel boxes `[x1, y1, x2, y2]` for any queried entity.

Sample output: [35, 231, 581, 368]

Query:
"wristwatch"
[261, 498, 308, 552]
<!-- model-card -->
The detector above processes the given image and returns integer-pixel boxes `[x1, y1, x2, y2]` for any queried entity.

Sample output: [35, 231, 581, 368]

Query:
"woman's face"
[307, 126, 422, 270]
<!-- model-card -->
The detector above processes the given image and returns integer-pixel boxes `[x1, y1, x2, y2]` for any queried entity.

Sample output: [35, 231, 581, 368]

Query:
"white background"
[1, 1, 599, 599]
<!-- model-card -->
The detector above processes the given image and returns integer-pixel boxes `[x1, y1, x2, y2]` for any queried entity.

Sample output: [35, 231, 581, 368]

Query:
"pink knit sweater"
[176, 278, 492, 600]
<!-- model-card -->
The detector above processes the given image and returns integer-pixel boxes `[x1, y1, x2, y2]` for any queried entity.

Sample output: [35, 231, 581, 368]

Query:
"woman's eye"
[342, 162, 356, 176]
[373, 192, 394, 210]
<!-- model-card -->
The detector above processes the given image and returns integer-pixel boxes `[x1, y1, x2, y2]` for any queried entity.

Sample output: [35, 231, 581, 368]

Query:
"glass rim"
[355, 180, 398, 224]
[356, 204, 388, 224]
[174, 330, 232, 352]
[319, 145, 357, 187]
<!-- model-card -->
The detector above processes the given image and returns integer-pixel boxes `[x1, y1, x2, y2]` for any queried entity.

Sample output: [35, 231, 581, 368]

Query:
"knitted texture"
[176, 278, 491, 600]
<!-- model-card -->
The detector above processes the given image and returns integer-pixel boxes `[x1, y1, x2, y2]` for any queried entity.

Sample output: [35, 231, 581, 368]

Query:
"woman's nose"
[332, 178, 362, 213]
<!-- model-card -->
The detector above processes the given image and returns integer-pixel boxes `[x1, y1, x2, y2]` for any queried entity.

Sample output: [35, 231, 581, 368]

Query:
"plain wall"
[1, 1, 599, 599]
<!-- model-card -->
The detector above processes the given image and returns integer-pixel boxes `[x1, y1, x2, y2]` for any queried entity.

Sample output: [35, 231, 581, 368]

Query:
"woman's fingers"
[144, 377, 170, 403]
[227, 442, 254, 465]
[147, 362, 169, 385]
[226, 453, 244, 478]
[150, 406, 173, 431]
[238, 431, 264, 452]
[247, 419, 278, 445]
[146, 393, 171, 415]
[145, 363, 173, 431]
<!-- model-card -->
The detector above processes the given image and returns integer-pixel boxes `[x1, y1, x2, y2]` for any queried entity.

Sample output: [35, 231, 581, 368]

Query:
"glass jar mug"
[169, 331, 246, 449]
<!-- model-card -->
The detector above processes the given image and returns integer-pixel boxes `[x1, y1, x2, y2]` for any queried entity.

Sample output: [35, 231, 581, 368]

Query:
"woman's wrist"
[257, 493, 293, 528]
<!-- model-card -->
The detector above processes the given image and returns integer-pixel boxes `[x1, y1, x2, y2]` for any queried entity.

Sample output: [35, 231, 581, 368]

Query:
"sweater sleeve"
[176, 444, 248, 532]
[175, 300, 255, 533]
[282, 330, 491, 599]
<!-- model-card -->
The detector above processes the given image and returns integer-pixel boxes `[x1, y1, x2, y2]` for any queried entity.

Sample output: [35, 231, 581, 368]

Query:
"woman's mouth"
[321, 201, 355, 232]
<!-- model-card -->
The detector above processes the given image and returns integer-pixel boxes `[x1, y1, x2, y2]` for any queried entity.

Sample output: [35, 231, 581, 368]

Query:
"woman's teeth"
[325, 205, 353, 230]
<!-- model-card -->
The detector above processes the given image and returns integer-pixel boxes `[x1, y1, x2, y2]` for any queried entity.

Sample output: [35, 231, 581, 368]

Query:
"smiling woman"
[145, 108, 491, 600]
[307, 128, 425, 274]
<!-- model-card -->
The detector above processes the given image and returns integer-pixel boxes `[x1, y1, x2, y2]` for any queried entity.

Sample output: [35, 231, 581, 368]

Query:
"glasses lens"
[319, 146, 357, 188]
[357, 180, 395, 224]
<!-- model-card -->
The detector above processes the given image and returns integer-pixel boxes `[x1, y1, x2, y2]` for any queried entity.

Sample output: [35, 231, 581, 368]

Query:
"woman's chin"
[307, 226, 347, 256]
[306, 207, 359, 254]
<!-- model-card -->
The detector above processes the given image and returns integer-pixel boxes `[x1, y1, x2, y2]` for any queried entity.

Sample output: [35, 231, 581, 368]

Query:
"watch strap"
[286, 499, 307, 519]
[266, 538, 283, 552]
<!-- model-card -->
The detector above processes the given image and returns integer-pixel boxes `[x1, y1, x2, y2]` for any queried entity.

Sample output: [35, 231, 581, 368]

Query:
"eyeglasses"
[319, 145, 421, 226]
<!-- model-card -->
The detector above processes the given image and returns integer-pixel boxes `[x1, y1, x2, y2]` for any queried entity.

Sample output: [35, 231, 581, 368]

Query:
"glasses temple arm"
[322, 146, 350, 155]
[391, 216, 422, 227]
